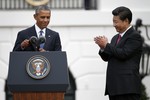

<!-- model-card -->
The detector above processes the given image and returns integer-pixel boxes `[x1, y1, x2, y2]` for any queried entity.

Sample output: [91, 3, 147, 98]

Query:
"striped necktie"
[39, 31, 44, 48]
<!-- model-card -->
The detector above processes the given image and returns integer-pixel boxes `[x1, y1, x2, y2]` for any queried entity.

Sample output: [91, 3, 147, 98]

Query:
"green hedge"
[141, 83, 149, 100]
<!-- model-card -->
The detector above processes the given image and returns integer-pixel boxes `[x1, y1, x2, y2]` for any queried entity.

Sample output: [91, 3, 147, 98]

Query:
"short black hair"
[112, 6, 132, 23]
[35, 5, 50, 14]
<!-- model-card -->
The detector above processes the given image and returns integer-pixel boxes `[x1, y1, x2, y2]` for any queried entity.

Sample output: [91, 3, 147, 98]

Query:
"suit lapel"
[31, 25, 38, 37]
[45, 29, 51, 39]
[111, 35, 118, 46]
[116, 27, 134, 46]
[43, 28, 51, 49]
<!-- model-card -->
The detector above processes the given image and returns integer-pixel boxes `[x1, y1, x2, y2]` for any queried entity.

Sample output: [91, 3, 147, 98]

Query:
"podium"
[7, 51, 69, 100]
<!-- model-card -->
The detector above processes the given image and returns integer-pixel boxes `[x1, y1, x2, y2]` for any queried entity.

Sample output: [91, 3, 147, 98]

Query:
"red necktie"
[116, 34, 121, 44]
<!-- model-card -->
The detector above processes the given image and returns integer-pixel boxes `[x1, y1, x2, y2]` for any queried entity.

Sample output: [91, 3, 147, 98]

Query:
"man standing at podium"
[13, 5, 62, 52]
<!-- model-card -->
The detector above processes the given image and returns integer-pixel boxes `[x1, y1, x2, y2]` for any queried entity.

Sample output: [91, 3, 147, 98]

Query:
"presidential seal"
[26, 55, 50, 79]
[26, 0, 49, 6]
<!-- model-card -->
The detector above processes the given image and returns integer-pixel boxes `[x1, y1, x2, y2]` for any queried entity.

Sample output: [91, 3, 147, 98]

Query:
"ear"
[33, 14, 37, 20]
[125, 18, 129, 23]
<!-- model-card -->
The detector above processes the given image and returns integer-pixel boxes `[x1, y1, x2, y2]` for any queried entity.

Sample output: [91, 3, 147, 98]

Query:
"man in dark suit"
[13, 5, 61, 52]
[94, 6, 143, 100]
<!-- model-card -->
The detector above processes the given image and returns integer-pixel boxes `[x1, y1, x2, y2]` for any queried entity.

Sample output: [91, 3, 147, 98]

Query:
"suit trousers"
[109, 94, 140, 100]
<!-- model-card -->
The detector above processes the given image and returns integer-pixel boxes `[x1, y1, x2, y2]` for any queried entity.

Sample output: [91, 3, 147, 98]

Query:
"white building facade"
[0, 0, 150, 100]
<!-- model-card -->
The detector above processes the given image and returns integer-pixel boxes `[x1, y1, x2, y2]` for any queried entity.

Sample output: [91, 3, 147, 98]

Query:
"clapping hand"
[94, 36, 108, 49]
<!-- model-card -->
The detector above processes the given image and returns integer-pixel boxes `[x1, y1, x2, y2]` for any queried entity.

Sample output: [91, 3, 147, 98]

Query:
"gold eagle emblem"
[26, 0, 49, 6]
[26, 55, 50, 79]
[32, 59, 44, 76]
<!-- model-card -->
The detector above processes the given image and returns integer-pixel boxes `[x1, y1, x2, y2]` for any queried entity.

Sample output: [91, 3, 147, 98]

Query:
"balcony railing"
[0, 0, 97, 10]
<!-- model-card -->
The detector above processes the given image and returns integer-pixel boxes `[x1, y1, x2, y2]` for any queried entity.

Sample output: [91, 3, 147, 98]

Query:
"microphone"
[38, 36, 46, 49]
[29, 36, 39, 51]
[29, 36, 38, 45]
[29, 36, 46, 50]
[38, 36, 46, 44]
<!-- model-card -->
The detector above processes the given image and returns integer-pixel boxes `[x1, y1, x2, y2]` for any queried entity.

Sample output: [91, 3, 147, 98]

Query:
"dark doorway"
[65, 71, 76, 100]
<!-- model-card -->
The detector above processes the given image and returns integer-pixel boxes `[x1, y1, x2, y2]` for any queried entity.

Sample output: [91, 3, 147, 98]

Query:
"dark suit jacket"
[99, 27, 143, 96]
[13, 25, 62, 51]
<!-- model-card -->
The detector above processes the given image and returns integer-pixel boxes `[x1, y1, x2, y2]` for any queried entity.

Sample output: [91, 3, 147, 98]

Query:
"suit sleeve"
[54, 32, 62, 51]
[99, 50, 110, 61]
[13, 32, 24, 51]
[103, 33, 143, 60]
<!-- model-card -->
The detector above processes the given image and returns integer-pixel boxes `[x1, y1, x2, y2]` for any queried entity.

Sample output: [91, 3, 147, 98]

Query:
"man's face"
[34, 10, 51, 29]
[113, 16, 129, 33]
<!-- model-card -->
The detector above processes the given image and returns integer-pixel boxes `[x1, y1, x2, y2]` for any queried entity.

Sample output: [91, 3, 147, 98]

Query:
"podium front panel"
[7, 51, 69, 92]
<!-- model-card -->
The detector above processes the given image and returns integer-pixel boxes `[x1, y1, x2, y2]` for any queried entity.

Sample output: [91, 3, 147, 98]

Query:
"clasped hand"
[21, 39, 46, 52]
[94, 36, 108, 49]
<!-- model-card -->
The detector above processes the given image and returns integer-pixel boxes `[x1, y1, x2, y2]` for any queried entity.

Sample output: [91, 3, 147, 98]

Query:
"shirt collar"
[35, 24, 46, 37]
[119, 25, 132, 37]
